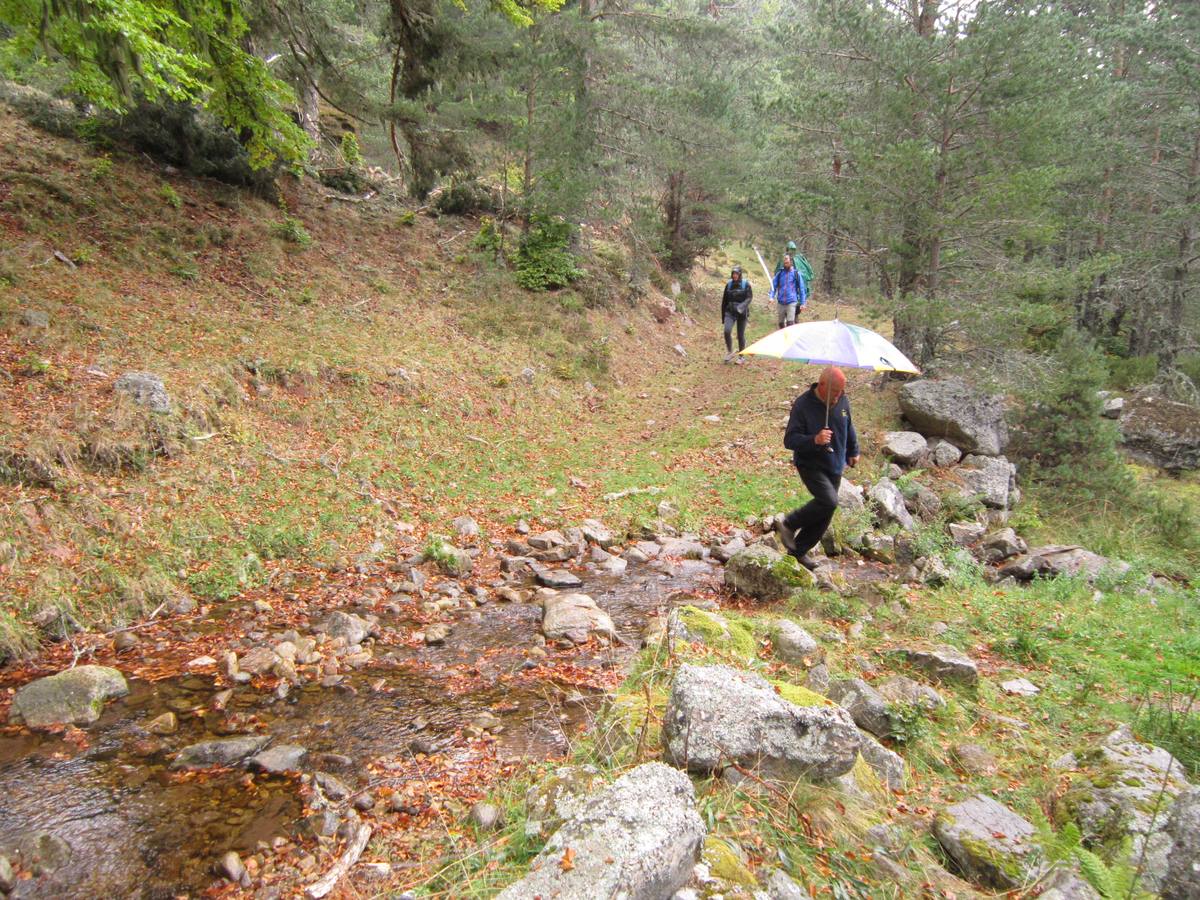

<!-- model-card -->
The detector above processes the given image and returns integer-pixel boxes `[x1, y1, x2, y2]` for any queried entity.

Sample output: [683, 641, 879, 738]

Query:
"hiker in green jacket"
[776, 240, 815, 291]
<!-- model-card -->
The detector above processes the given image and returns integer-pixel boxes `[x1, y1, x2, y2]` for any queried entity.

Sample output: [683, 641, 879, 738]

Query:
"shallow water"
[0, 559, 715, 898]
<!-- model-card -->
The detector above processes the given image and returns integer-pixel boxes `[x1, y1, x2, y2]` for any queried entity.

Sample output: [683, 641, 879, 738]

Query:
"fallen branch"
[305, 822, 372, 899]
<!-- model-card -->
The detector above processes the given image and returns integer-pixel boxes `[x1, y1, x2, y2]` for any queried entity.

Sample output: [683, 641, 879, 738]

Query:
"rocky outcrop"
[827, 678, 893, 738]
[899, 378, 1008, 456]
[114, 371, 171, 413]
[882, 431, 928, 467]
[958, 454, 1017, 509]
[541, 592, 617, 644]
[11, 666, 129, 728]
[1119, 394, 1200, 472]
[495, 763, 705, 900]
[1053, 726, 1193, 895]
[662, 664, 861, 780]
[869, 478, 915, 530]
[999, 545, 1130, 583]
[899, 646, 979, 685]
[524, 765, 606, 837]
[1163, 787, 1200, 900]
[932, 794, 1044, 890]
[981, 527, 1026, 562]
[723, 545, 814, 601]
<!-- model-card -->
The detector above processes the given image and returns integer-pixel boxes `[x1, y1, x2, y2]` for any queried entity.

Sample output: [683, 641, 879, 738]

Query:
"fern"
[1073, 839, 1153, 900]
[1075, 846, 1116, 897]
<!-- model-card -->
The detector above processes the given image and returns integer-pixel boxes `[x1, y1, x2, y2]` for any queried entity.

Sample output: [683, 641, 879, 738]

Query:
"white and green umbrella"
[740, 319, 920, 447]
[739, 319, 920, 374]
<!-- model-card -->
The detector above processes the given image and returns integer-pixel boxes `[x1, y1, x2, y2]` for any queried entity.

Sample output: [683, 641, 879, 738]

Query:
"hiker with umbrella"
[774, 366, 859, 569]
[739, 317, 921, 571]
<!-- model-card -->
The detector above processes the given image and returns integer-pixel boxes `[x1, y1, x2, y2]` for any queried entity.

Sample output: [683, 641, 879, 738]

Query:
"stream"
[0, 556, 720, 898]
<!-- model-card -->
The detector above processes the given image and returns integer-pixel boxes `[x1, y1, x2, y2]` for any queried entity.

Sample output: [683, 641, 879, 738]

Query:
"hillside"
[1, 105, 1198, 900]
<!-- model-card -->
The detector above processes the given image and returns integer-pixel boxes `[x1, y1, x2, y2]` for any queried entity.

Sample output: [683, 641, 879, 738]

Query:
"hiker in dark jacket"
[776, 366, 859, 569]
[721, 265, 753, 364]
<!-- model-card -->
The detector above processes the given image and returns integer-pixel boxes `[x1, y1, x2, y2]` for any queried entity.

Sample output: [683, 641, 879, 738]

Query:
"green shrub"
[271, 216, 313, 248]
[434, 178, 495, 215]
[516, 216, 582, 291]
[472, 216, 503, 256]
[88, 156, 114, 181]
[160, 183, 182, 209]
[340, 131, 364, 167]
[1107, 353, 1157, 389]
[1010, 329, 1132, 499]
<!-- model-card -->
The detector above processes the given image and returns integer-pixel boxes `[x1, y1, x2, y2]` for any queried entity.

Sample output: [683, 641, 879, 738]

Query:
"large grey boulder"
[883, 431, 928, 467]
[114, 371, 171, 413]
[171, 735, 271, 770]
[12, 666, 129, 728]
[827, 678, 893, 738]
[771, 619, 824, 667]
[724, 545, 814, 601]
[495, 763, 704, 900]
[542, 592, 617, 644]
[1054, 726, 1192, 895]
[524, 765, 606, 837]
[899, 378, 1008, 456]
[662, 664, 861, 781]
[869, 478, 915, 530]
[837, 479, 866, 512]
[1119, 394, 1200, 472]
[899, 646, 979, 685]
[958, 454, 1017, 509]
[1163, 787, 1200, 900]
[932, 794, 1044, 890]
[999, 545, 1130, 584]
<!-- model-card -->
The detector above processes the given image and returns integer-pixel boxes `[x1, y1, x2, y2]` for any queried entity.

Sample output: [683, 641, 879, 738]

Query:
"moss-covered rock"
[667, 606, 757, 657]
[769, 679, 835, 708]
[1050, 725, 1192, 895]
[932, 795, 1044, 890]
[724, 545, 814, 601]
[702, 837, 757, 888]
[12, 665, 129, 728]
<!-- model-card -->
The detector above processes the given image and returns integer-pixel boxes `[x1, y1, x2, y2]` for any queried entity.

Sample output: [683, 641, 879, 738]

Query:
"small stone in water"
[146, 712, 178, 735]
[218, 851, 246, 883]
[113, 631, 140, 651]
[187, 656, 217, 668]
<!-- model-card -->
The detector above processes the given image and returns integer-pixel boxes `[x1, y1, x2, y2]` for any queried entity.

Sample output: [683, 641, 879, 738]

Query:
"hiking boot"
[723, 352, 735, 364]
[734, 356, 746, 365]
[797, 553, 822, 571]
[776, 522, 800, 557]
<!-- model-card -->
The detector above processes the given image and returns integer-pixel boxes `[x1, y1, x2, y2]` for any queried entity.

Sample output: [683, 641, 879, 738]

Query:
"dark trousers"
[723, 310, 748, 353]
[782, 467, 841, 557]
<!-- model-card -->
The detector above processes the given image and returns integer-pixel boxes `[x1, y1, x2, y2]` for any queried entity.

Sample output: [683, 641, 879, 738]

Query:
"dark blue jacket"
[784, 384, 859, 476]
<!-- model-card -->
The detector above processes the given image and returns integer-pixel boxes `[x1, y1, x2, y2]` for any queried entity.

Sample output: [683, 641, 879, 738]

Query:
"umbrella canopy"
[739, 319, 920, 374]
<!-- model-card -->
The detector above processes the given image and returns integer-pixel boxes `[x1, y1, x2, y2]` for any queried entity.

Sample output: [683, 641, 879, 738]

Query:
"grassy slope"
[2, 104, 1198, 897]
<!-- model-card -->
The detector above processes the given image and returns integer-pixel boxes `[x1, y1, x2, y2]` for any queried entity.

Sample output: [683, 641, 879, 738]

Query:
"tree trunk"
[821, 154, 842, 293]
[1161, 124, 1200, 370]
[299, 79, 321, 154]
[522, 74, 536, 233]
